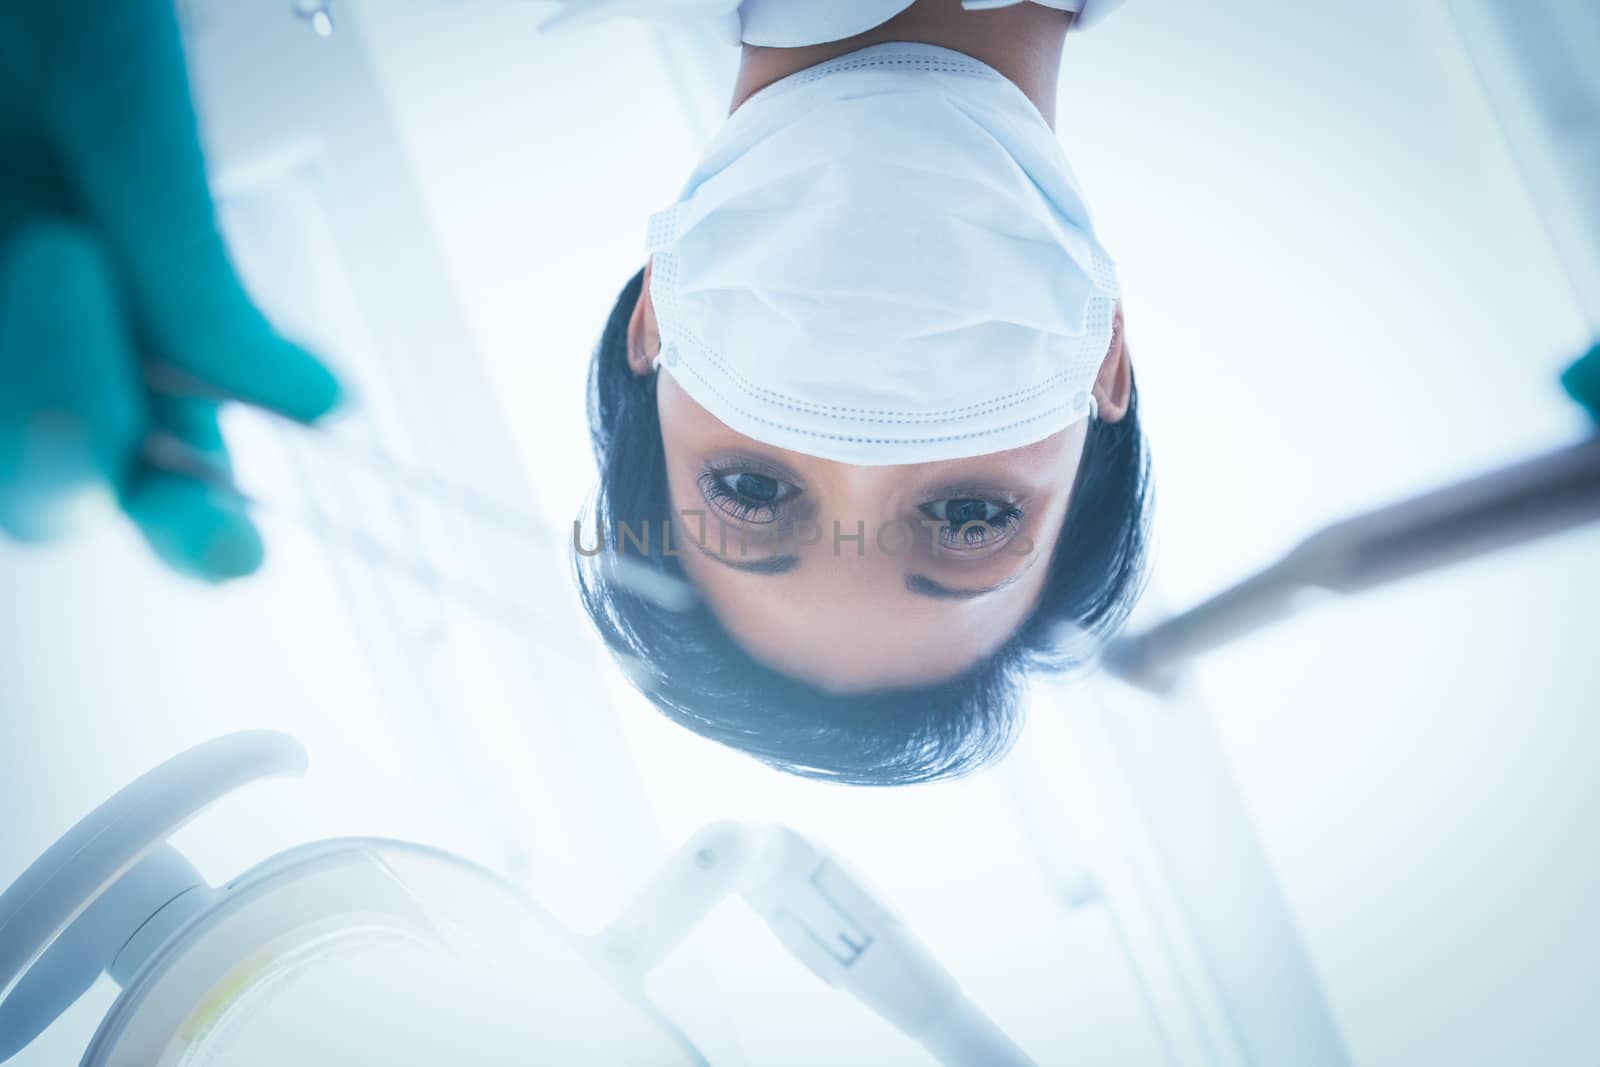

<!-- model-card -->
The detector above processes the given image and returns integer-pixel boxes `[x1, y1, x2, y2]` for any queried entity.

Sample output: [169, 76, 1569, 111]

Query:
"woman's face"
[629, 262, 1132, 693]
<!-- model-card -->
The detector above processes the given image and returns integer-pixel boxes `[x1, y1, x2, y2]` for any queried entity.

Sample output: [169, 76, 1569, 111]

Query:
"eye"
[698, 467, 802, 525]
[919, 498, 1024, 551]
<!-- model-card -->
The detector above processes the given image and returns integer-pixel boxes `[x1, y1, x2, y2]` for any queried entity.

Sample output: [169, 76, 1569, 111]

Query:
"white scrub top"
[739, 0, 1127, 46]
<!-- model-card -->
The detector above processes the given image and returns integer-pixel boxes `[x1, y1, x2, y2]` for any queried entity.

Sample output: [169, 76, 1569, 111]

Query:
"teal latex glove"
[1561, 342, 1600, 423]
[0, 0, 343, 580]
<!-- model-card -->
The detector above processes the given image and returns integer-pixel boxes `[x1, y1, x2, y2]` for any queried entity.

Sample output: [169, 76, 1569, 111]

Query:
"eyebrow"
[688, 538, 1032, 592]
[691, 538, 802, 575]
[904, 571, 1027, 601]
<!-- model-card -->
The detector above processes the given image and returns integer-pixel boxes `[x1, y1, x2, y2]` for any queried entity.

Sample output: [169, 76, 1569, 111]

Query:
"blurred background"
[1, 0, 1595, 1064]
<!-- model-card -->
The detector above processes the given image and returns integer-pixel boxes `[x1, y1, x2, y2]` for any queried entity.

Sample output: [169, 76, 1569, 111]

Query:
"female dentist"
[0, 0, 1151, 786]
[574, 0, 1153, 783]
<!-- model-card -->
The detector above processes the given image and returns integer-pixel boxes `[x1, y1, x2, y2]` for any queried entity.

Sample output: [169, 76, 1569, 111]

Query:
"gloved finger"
[39, 0, 343, 423]
[0, 221, 144, 542]
[120, 392, 265, 582]
[1561, 341, 1600, 422]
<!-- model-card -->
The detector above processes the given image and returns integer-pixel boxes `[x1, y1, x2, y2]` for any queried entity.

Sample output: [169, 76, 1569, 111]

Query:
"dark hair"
[576, 269, 1152, 785]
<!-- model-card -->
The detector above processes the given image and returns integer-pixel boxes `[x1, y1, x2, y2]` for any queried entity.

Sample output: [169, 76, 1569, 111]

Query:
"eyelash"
[698, 465, 802, 525]
[696, 465, 1024, 549]
[918, 499, 1025, 552]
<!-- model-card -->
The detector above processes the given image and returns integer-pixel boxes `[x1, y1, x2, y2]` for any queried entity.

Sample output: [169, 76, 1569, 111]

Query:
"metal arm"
[593, 822, 1036, 1066]
[1108, 433, 1600, 689]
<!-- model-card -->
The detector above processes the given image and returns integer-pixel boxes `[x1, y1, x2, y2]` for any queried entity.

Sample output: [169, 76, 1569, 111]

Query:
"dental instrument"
[135, 360, 698, 622]
[1107, 423, 1600, 690]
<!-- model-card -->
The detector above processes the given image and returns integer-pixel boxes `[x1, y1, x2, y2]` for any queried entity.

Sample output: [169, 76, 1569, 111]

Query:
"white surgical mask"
[647, 43, 1121, 466]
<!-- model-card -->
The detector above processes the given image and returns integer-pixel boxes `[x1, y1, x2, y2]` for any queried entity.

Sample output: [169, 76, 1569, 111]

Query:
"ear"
[1092, 302, 1133, 423]
[626, 258, 661, 377]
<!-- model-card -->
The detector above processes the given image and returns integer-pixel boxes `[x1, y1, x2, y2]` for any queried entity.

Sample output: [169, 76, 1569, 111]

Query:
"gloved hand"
[0, 0, 343, 580]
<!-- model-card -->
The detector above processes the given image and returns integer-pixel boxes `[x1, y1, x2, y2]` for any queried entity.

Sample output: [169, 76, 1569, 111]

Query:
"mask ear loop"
[650, 339, 679, 374]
